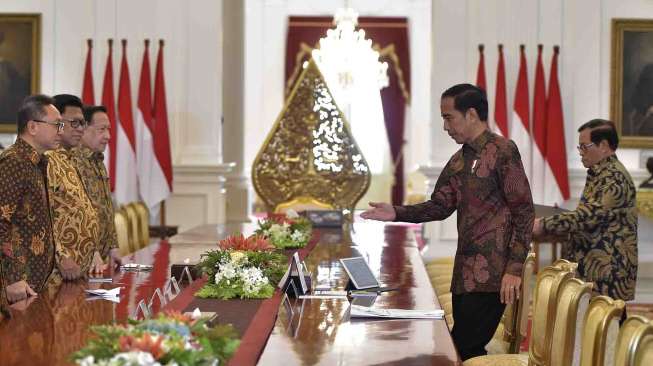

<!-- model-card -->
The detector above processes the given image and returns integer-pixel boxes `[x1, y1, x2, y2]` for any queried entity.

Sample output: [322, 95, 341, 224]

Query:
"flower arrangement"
[194, 235, 288, 299]
[254, 210, 312, 249]
[71, 311, 239, 366]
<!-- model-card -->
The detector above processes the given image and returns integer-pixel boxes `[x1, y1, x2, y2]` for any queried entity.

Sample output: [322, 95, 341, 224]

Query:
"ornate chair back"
[528, 266, 574, 366]
[133, 202, 150, 248]
[122, 203, 141, 251]
[503, 251, 537, 353]
[549, 277, 593, 366]
[579, 295, 625, 366]
[614, 315, 653, 366]
[114, 209, 132, 256]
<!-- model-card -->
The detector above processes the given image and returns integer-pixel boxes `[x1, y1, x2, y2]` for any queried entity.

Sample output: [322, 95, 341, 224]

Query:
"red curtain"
[285, 16, 410, 206]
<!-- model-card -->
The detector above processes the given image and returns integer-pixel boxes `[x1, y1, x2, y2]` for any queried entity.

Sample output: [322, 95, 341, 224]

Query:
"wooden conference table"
[0, 221, 461, 365]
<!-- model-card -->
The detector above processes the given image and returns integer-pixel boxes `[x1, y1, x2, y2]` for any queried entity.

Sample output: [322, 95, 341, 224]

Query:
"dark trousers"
[451, 292, 506, 361]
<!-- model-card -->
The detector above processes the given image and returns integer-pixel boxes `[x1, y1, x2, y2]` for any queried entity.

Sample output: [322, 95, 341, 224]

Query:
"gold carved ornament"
[252, 59, 371, 213]
[636, 189, 653, 221]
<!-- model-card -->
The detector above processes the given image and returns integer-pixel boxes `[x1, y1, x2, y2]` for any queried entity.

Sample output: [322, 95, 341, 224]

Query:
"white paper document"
[350, 304, 444, 319]
[85, 287, 121, 303]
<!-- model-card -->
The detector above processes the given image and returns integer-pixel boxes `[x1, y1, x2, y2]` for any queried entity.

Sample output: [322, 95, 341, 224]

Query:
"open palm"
[360, 202, 396, 221]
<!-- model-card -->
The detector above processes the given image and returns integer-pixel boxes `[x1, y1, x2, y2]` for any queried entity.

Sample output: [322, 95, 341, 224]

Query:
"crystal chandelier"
[311, 7, 389, 106]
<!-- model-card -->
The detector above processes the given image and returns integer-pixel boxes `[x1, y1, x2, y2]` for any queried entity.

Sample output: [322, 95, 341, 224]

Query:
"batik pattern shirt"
[46, 148, 100, 273]
[0, 138, 56, 292]
[72, 146, 117, 258]
[394, 130, 534, 294]
[543, 155, 637, 301]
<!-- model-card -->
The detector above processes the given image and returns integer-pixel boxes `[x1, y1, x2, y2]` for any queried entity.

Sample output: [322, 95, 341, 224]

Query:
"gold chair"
[614, 315, 653, 366]
[122, 203, 141, 251]
[632, 328, 653, 366]
[487, 252, 538, 355]
[464, 266, 574, 366]
[552, 258, 579, 273]
[430, 273, 453, 289]
[434, 282, 451, 298]
[114, 209, 132, 256]
[548, 278, 593, 366]
[578, 296, 625, 366]
[427, 265, 454, 278]
[133, 201, 150, 248]
[426, 257, 455, 267]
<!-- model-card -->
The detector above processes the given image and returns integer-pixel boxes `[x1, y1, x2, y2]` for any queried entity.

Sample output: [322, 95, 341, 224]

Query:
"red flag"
[136, 39, 171, 210]
[511, 45, 531, 180]
[476, 44, 487, 92]
[82, 39, 95, 105]
[101, 39, 117, 191]
[532, 44, 547, 203]
[545, 46, 570, 201]
[494, 44, 509, 137]
[153, 39, 173, 190]
[115, 39, 139, 203]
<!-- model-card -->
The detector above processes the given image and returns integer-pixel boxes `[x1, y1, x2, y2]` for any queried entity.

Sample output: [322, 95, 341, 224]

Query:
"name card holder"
[279, 252, 311, 297]
[133, 299, 151, 320]
[163, 277, 181, 302]
[181, 266, 194, 285]
[148, 288, 167, 311]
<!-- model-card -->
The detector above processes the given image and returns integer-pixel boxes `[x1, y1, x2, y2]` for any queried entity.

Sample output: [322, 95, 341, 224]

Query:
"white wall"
[1, 0, 224, 166]
[0, 0, 230, 228]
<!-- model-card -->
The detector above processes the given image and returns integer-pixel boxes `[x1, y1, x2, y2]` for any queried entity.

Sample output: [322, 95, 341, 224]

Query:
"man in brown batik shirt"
[362, 84, 534, 361]
[75, 105, 120, 266]
[0, 94, 63, 304]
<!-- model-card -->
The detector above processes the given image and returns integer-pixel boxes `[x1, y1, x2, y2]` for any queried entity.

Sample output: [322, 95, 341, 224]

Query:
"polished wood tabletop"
[257, 222, 461, 366]
[0, 221, 461, 366]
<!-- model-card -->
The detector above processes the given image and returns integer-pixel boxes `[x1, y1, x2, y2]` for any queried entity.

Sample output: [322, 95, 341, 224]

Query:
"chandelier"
[311, 7, 389, 106]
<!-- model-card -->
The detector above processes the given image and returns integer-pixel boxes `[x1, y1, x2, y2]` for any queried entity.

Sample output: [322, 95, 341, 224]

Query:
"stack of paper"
[85, 287, 121, 303]
[350, 305, 444, 319]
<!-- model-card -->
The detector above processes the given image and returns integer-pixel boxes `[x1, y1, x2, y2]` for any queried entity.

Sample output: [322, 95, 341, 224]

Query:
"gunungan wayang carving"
[252, 59, 370, 212]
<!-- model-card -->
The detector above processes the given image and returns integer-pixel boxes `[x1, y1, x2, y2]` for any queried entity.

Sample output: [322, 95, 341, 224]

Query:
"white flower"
[240, 267, 268, 294]
[77, 356, 97, 366]
[286, 209, 299, 219]
[269, 224, 285, 235]
[109, 351, 161, 366]
[215, 262, 237, 284]
[290, 230, 306, 242]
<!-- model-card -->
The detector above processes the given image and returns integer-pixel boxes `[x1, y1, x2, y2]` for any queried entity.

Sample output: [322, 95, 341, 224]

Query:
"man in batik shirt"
[534, 119, 637, 321]
[1, 95, 62, 303]
[75, 105, 120, 267]
[46, 94, 100, 280]
[362, 84, 534, 361]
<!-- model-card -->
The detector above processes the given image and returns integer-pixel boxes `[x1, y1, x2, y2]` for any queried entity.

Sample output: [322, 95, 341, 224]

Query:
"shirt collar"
[13, 137, 45, 166]
[588, 154, 618, 176]
[464, 129, 493, 154]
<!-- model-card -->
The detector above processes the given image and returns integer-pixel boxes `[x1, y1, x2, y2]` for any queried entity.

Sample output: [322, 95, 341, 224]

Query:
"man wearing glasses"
[533, 119, 638, 323]
[46, 94, 101, 281]
[0, 94, 61, 304]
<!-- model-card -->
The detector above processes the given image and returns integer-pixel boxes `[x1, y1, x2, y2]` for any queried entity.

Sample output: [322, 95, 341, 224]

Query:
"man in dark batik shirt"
[362, 84, 534, 361]
[534, 119, 637, 323]
[1, 94, 63, 304]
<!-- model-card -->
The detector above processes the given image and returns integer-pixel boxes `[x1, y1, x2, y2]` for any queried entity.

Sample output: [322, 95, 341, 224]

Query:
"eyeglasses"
[33, 119, 65, 133]
[577, 142, 596, 152]
[64, 118, 88, 129]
